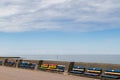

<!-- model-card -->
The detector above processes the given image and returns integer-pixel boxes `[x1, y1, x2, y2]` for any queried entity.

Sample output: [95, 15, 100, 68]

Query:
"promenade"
[0, 66, 98, 80]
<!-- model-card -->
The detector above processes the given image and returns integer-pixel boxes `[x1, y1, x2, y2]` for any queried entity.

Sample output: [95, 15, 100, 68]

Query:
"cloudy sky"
[0, 0, 120, 56]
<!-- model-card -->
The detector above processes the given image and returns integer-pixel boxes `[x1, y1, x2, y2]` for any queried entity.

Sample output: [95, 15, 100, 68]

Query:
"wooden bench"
[84, 68, 102, 77]
[69, 66, 85, 74]
[101, 69, 120, 79]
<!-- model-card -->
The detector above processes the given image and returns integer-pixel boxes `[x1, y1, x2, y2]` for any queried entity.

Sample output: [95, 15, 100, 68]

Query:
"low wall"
[0, 57, 120, 72]
[1, 57, 120, 80]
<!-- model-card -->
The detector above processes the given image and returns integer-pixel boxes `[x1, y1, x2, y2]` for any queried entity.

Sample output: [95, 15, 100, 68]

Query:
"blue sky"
[0, 0, 120, 56]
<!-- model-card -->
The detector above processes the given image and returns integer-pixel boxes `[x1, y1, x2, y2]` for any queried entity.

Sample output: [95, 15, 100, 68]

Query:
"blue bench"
[101, 69, 120, 79]
[0, 60, 3, 65]
[84, 68, 102, 76]
[6, 61, 16, 66]
[27, 63, 36, 69]
[18, 62, 28, 68]
[18, 62, 36, 69]
[69, 66, 85, 74]
[56, 65, 65, 72]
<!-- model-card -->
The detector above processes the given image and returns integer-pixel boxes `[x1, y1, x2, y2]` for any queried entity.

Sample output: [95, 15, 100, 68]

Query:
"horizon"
[0, 0, 120, 56]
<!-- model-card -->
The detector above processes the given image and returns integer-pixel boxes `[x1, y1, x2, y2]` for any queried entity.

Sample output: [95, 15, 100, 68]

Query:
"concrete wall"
[0, 57, 120, 72]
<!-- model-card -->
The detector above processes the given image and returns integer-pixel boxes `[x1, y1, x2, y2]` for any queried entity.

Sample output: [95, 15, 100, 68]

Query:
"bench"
[27, 63, 36, 69]
[84, 68, 102, 77]
[53, 65, 65, 73]
[69, 66, 85, 74]
[18, 62, 28, 68]
[18, 62, 36, 69]
[101, 69, 120, 79]
[0, 60, 3, 65]
[38, 64, 49, 71]
[5, 60, 16, 67]
[46, 64, 57, 71]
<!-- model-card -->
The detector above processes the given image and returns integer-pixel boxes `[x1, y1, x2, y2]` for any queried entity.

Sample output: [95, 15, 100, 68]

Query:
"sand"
[0, 66, 99, 80]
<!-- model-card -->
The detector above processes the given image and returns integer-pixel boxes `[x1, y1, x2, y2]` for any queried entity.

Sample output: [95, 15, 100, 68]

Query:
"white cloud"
[0, 0, 120, 32]
[0, 5, 19, 17]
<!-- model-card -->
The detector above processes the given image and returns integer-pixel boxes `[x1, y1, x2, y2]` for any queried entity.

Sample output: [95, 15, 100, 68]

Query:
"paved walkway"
[0, 66, 99, 80]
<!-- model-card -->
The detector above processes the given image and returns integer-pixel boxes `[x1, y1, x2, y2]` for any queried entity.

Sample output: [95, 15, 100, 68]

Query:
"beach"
[0, 66, 98, 80]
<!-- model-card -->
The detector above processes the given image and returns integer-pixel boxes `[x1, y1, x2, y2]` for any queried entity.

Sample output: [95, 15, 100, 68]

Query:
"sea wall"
[0, 57, 120, 71]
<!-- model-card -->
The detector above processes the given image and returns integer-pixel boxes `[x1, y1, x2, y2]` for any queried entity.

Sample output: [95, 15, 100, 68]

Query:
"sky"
[0, 0, 120, 56]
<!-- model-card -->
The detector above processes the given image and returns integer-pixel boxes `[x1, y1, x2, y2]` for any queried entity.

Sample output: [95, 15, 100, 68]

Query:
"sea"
[19, 55, 120, 64]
